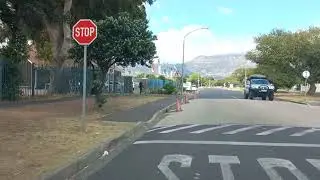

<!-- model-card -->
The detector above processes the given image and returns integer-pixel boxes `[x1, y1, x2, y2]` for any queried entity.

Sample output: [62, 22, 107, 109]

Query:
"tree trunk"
[307, 82, 317, 96]
[43, 0, 73, 94]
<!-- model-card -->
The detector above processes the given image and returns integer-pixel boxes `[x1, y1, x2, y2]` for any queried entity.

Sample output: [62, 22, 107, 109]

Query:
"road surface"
[88, 88, 320, 180]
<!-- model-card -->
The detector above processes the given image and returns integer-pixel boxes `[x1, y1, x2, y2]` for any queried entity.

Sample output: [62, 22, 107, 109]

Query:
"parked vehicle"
[244, 74, 275, 101]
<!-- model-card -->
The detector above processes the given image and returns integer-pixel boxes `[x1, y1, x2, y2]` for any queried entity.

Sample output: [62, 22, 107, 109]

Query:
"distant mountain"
[123, 54, 255, 79]
[123, 63, 193, 77]
[185, 54, 256, 79]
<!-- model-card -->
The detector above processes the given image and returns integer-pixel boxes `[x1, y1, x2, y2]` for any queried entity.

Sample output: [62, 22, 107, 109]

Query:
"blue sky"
[146, 0, 320, 63]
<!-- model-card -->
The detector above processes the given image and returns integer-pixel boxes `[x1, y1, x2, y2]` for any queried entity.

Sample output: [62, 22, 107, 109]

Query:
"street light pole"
[181, 27, 209, 95]
[181, 38, 185, 95]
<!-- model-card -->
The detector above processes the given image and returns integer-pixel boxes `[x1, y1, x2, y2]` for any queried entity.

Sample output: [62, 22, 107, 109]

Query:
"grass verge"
[0, 95, 166, 180]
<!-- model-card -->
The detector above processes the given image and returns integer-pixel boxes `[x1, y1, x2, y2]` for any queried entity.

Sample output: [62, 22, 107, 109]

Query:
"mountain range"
[123, 53, 256, 79]
[185, 54, 256, 79]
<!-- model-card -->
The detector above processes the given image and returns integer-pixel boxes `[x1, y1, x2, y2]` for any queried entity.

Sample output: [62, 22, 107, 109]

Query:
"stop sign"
[72, 19, 97, 45]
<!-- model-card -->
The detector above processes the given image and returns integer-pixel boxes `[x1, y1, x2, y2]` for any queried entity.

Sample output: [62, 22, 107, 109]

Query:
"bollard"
[184, 94, 189, 103]
[176, 98, 182, 112]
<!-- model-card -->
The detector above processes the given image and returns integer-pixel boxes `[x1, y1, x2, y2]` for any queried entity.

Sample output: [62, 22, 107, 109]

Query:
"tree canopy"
[69, 12, 156, 105]
[246, 27, 320, 94]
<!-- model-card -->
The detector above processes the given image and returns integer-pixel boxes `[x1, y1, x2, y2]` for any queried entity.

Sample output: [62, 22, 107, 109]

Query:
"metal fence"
[0, 58, 134, 103]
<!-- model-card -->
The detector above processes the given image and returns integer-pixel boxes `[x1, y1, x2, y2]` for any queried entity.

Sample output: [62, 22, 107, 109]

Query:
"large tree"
[69, 12, 156, 106]
[0, 0, 155, 93]
[246, 27, 320, 95]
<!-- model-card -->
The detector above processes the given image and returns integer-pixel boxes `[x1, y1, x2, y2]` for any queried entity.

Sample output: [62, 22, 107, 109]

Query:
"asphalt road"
[88, 88, 320, 180]
[198, 87, 244, 99]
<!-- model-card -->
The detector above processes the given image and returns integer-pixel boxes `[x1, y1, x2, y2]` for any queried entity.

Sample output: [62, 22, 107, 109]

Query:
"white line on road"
[159, 124, 200, 134]
[190, 124, 233, 134]
[290, 128, 320, 137]
[147, 125, 178, 132]
[306, 159, 320, 171]
[223, 125, 261, 135]
[133, 140, 320, 148]
[256, 127, 292, 136]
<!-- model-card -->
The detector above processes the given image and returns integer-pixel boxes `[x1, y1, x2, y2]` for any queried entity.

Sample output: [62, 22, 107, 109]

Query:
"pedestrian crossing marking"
[290, 128, 320, 137]
[256, 127, 292, 136]
[147, 125, 178, 132]
[159, 124, 200, 134]
[190, 124, 233, 134]
[149, 124, 320, 137]
[223, 125, 261, 135]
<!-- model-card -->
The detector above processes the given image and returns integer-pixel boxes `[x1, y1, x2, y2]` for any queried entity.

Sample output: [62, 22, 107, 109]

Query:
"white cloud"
[155, 25, 256, 64]
[217, 6, 233, 15]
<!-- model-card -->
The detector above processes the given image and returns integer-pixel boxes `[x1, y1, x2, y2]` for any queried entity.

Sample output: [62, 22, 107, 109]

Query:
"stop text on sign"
[74, 27, 95, 37]
[72, 19, 97, 46]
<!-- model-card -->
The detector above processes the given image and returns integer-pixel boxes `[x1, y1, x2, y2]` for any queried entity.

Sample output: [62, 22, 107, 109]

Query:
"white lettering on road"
[290, 128, 320, 137]
[158, 154, 192, 180]
[190, 124, 233, 134]
[256, 127, 292, 136]
[257, 158, 309, 180]
[159, 124, 200, 134]
[223, 125, 261, 135]
[306, 159, 320, 171]
[208, 155, 240, 180]
[133, 140, 320, 148]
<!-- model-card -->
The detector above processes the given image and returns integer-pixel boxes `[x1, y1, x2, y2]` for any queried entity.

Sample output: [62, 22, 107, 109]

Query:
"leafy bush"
[163, 83, 176, 94]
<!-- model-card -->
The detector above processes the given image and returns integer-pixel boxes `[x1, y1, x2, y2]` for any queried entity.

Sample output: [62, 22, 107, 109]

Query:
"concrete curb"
[276, 98, 308, 105]
[37, 102, 176, 180]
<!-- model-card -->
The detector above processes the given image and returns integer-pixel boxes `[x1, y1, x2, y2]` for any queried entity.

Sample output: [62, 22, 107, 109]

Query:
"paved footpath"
[106, 96, 176, 122]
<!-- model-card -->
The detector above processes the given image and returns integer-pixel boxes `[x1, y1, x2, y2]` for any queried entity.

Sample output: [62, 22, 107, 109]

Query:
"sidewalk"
[106, 95, 176, 122]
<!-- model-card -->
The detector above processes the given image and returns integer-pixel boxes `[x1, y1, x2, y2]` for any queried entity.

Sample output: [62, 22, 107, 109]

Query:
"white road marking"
[306, 159, 320, 171]
[157, 154, 192, 180]
[147, 125, 178, 132]
[223, 125, 261, 135]
[290, 128, 320, 137]
[257, 158, 309, 180]
[209, 155, 240, 180]
[159, 124, 200, 134]
[190, 124, 233, 134]
[256, 127, 292, 136]
[133, 140, 320, 148]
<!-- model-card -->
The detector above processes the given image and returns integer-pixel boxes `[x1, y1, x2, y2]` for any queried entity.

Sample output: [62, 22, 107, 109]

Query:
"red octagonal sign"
[72, 19, 97, 45]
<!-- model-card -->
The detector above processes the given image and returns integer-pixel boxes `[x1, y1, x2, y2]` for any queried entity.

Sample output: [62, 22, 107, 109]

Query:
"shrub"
[163, 83, 176, 94]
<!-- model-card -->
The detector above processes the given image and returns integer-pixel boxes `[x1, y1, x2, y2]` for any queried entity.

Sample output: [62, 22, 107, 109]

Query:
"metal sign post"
[81, 45, 87, 131]
[72, 19, 97, 132]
